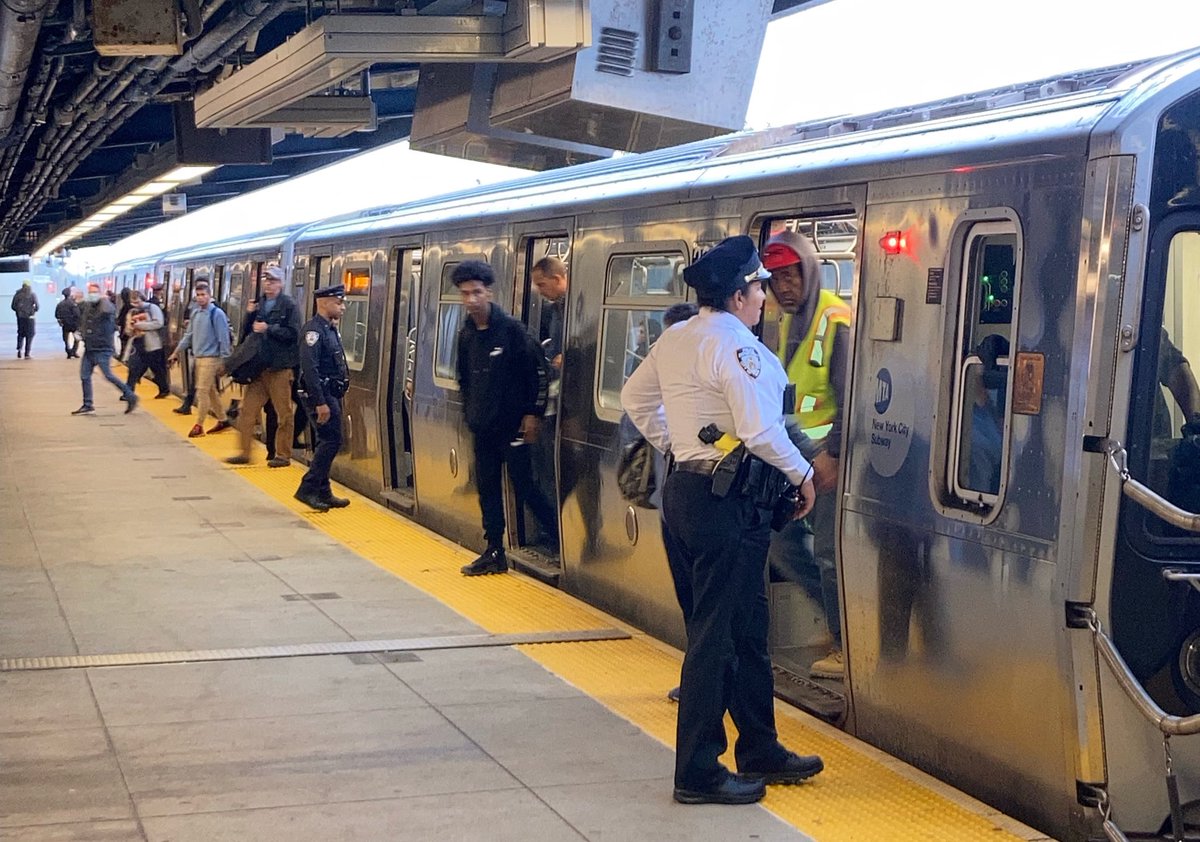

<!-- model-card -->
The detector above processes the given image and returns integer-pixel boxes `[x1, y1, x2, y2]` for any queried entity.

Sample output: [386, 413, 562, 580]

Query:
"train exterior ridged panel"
[92, 49, 1200, 841]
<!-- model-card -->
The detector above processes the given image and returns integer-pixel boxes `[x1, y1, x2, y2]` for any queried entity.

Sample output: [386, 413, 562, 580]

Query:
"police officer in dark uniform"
[621, 236, 823, 805]
[295, 284, 350, 512]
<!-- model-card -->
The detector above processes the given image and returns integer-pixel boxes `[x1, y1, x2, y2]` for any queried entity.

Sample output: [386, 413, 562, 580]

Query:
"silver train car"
[102, 49, 1200, 841]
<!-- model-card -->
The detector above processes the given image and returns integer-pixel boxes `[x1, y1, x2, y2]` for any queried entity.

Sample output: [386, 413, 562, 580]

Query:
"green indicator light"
[987, 294, 995, 302]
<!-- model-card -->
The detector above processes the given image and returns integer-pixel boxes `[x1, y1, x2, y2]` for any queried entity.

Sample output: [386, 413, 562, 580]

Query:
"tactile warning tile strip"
[137, 382, 1037, 842]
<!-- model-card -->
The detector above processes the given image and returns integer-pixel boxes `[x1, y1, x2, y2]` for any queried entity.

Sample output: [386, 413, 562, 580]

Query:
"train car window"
[947, 220, 1021, 509]
[1136, 228, 1200, 542]
[341, 266, 371, 372]
[596, 250, 688, 418]
[433, 262, 465, 389]
[313, 256, 331, 290]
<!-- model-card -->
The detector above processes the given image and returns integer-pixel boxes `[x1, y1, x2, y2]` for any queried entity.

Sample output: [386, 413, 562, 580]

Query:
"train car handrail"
[1103, 439, 1200, 534]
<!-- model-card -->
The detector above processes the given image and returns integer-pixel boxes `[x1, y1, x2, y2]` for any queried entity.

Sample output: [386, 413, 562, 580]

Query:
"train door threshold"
[773, 665, 847, 725]
[379, 489, 415, 515]
[509, 546, 561, 586]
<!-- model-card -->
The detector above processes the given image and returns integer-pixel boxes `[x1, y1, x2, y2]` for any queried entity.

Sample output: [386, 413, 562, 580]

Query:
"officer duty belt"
[674, 459, 720, 475]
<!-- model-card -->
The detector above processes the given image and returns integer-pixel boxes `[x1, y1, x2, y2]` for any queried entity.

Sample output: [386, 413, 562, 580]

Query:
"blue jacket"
[176, 302, 231, 358]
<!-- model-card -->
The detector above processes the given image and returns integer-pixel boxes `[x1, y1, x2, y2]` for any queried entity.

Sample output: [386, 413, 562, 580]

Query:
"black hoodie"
[456, 302, 548, 437]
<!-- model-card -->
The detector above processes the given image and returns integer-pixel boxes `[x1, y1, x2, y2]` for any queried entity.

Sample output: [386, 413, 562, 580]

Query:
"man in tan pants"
[226, 265, 302, 467]
[168, 281, 231, 438]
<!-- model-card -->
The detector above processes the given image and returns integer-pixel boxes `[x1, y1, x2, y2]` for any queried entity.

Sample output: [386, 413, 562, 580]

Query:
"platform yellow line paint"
[136, 381, 1037, 842]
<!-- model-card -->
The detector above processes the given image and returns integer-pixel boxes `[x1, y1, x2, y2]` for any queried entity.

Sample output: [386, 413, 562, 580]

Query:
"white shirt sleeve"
[715, 343, 812, 486]
[620, 342, 671, 454]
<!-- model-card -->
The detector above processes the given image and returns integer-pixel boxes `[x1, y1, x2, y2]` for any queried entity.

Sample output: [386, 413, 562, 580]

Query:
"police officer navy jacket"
[299, 307, 348, 406]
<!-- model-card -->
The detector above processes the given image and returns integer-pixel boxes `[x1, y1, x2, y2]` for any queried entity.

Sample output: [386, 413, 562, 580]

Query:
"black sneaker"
[124, 394, 138, 414]
[70, 405, 94, 415]
[322, 494, 350, 508]
[461, 547, 507, 576]
[673, 773, 765, 805]
[740, 751, 824, 785]
[172, 404, 193, 415]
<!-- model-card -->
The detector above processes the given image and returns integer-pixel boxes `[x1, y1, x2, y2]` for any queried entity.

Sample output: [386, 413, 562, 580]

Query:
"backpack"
[617, 433, 657, 509]
[223, 332, 268, 385]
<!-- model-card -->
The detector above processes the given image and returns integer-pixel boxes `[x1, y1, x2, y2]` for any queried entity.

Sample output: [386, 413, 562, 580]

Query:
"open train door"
[381, 245, 422, 514]
[503, 228, 573, 584]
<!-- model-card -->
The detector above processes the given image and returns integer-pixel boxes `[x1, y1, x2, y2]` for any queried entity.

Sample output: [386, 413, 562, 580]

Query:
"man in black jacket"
[454, 260, 558, 576]
[226, 265, 302, 467]
[54, 288, 80, 358]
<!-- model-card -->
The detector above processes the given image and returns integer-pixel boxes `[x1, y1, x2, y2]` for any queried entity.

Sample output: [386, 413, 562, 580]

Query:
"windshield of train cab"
[1127, 89, 1200, 555]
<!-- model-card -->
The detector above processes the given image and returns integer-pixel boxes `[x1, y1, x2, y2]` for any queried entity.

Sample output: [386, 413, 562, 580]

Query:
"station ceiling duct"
[194, 3, 590, 135]
[411, 0, 773, 169]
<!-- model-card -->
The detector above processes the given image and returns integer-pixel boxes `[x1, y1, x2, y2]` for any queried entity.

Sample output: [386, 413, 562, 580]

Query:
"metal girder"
[194, 6, 589, 131]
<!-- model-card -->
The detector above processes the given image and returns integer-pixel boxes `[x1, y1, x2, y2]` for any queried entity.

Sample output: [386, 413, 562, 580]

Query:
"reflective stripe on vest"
[778, 289, 851, 438]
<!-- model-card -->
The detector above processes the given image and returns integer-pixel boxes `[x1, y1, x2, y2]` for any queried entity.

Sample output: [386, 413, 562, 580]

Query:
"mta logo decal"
[874, 368, 892, 414]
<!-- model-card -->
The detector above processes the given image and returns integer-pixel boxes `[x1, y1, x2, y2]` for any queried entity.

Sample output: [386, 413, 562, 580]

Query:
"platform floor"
[0, 325, 1053, 842]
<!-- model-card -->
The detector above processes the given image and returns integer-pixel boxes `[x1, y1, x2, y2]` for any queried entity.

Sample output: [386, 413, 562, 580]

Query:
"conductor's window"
[341, 266, 371, 372]
[596, 249, 688, 420]
[947, 220, 1021, 511]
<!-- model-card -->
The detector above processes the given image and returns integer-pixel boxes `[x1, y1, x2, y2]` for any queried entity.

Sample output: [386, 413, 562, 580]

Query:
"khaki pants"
[237, 368, 294, 460]
[193, 356, 227, 425]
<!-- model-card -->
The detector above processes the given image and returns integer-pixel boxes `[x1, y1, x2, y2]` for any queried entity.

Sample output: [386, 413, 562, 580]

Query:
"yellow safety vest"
[778, 290, 851, 439]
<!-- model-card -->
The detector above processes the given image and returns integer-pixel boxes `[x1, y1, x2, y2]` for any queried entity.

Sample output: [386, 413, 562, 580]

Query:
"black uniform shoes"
[461, 547, 507, 576]
[293, 491, 330, 512]
[673, 773, 766, 805]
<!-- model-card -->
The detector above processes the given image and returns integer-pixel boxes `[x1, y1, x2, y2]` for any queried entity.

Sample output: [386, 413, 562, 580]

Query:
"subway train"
[94, 49, 1200, 842]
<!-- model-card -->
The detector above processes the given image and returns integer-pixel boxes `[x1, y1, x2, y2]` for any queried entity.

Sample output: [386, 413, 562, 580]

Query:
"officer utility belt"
[298, 377, 349, 400]
[672, 449, 790, 509]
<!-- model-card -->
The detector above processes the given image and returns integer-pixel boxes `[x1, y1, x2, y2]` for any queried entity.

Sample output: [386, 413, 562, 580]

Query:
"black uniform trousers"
[662, 470, 787, 790]
[299, 396, 342, 497]
[16, 317, 34, 355]
[473, 428, 557, 549]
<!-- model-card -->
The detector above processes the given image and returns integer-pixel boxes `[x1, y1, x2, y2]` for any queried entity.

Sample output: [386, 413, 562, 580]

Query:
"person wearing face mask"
[72, 283, 138, 415]
[621, 235, 822, 806]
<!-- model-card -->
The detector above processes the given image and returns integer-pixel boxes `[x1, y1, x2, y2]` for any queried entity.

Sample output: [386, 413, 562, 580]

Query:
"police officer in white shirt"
[622, 235, 823, 805]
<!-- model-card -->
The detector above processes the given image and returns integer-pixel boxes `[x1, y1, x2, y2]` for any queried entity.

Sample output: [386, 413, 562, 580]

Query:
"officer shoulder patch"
[736, 346, 762, 379]
[305, 330, 319, 347]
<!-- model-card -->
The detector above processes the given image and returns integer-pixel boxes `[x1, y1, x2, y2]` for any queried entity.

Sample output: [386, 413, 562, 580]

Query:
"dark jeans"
[60, 325, 78, 357]
[16, 317, 34, 355]
[662, 471, 786, 789]
[766, 491, 841, 647]
[80, 349, 135, 407]
[127, 347, 170, 396]
[298, 397, 341, 497]
[472, 428, 558, 548]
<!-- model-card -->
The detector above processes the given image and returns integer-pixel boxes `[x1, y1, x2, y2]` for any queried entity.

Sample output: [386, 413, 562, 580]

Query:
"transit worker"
[12, 281, 37, 358]
[226, 265, 301, 468]
[125, 289, 170, 398]
[761, 229, 852, 680]
[71, 282, 138, 415]
[621, 235, 823, 805]
[294, 283, 350, 512]
[168, 281, 231, 438]
[55, 287, 80, 358]
[454, 259, 557, 576]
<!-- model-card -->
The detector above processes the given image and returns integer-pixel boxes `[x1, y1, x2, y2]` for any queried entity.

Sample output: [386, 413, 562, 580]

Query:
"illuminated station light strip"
[33, 166, 215, 258]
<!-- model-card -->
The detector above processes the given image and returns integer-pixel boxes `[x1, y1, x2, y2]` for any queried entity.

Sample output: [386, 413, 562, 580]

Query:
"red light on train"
[879, 230, 907, 255]
[47, 281, 56, 294]
[104, 278, 114, 290]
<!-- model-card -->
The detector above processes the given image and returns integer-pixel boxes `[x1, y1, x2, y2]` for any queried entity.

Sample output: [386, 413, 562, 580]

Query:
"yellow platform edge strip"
[135, 380, 1041, 842]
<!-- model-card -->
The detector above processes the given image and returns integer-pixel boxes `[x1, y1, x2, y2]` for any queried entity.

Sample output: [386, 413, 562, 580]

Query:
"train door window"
[946, 219, 1021, 510]
[433, 261, 467, 389]
[341, 265, 371, 371]
[227, 270, 245, 331]
[1132, 228, 1200, 542]
[596, 249, 689, 420]
[213, 264, 225, 305]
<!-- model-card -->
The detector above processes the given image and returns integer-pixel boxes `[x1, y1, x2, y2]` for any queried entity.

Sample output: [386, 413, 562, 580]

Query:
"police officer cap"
[314, 283, 345, 300]
[682, 235, 770, 300]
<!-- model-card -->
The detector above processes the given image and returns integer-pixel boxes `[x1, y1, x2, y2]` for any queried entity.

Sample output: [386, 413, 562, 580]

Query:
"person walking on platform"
[294, 284, 350, 511]
[453, 260, 557, 577]
[12, 281, 37, 358]
[761, 229, 852, 679]
[621, 236, 823, 806]
[125, 289, 170, 398]
[226, 265, 301, 468]
[72, 283, 138, 416]
[55, 288, 80, 358]
[168, 281, 231, 438]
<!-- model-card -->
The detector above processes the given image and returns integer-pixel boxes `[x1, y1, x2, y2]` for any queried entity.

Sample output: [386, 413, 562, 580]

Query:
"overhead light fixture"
[30, 164, 217, 257]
